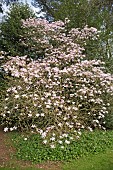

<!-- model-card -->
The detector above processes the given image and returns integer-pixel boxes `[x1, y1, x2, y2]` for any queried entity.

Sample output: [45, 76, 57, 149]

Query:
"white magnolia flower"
[88, 127, 93, 132]
[50, 137, 55, 141]
[59, 135, 63, 139]
[65, 140, 70, 144]
[69, 137, 73, 140]
[28, 114, 32, 117]
[63, 117, 67, 120]
[61, 146, 64, 149]
[43, 140, 47, 144]
[58, 123, 62, 127]
[31, 124, 36, 128]
[78, 131, 82, 135]
[4, 127, 8, 132]
[46, 105, 51, 108]
[62, 133, 68, 137]
[41, 132, 47, 138]
[2, 114, 6, 117]
[36, 113, 40, 117]
[4, 106, 8, 109]
[24, 138, 28, 141]
[52, 133, 56, 136]
[13, 126, 17, 130]
[58, 140, 63, 144]
[5, 98, 9, 101]
[41, 113, 45, 117]
[14, 95, 19, 99]
[50, 144, 55, 149]
[10, 127, 14, 131]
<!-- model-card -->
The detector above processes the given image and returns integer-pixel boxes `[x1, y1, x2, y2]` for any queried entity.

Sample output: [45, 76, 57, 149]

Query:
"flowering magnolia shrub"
[0, 18, 113, 149]
[20, 18, 98, 59]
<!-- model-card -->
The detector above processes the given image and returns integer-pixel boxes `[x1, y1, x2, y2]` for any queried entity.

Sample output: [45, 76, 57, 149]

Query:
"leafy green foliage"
[11, 130, 113, 163]
[0, 3, 35, 56]
[0, 51, 10, 101]
[37, 0, 113, 30]
[104, 95, 113, 129]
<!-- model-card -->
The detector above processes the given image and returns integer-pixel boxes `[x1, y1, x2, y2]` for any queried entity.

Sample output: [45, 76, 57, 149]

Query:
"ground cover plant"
[0, 18, 113, 150]
[1, 129, 113, 169]
[10, 130, 113, 162]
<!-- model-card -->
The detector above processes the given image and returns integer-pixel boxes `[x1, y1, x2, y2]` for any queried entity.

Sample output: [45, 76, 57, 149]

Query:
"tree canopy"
[35, 0, 113, 28]
[32, 0, 113, 73]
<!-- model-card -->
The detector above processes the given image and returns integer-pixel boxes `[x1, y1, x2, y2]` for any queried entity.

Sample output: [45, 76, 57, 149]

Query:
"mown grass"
[10, 130, 113, 163]
[1, 130, 113, 170]
[63, 149, 113, 170]
[1, 148, 113, 170]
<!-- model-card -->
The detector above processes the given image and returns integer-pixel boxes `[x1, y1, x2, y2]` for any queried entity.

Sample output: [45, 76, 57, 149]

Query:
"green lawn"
[1, 148, 113, 170]
[1, 130, 113, 170]
[63, 149, 113, 170]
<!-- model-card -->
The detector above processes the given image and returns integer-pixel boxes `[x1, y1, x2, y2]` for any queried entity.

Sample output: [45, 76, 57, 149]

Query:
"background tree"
[0, 4, 3, 13]
[0, 2, 35, 56]
[34, 0, 113, 73]
[36, 0, 113, 27]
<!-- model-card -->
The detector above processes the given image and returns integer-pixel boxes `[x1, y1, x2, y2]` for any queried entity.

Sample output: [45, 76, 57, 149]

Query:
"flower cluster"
[20, 18, 98, 59]
[0, 18, 113, 148]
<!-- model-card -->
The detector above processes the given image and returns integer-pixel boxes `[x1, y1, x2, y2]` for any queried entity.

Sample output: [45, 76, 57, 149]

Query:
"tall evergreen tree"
[0, 2, 35, 56]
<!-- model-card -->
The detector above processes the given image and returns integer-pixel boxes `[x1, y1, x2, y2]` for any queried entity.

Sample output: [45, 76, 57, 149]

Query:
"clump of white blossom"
[0, 18, 113, 149]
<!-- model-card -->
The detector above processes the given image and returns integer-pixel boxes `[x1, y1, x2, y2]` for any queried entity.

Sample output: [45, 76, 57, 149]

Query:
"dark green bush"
[0, 3, 35, 56]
